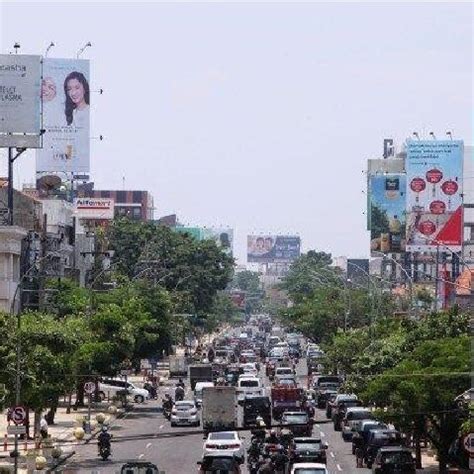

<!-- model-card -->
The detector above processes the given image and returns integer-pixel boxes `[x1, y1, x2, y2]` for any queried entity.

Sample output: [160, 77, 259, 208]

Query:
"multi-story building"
[89, 189, 154, 221]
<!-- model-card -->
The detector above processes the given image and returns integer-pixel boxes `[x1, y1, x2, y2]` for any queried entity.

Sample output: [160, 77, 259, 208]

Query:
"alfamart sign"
[74, 198, 114, 220]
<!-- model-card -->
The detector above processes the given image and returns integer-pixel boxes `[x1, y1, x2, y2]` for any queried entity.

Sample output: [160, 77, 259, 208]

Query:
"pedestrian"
[40, 416, 48, 439]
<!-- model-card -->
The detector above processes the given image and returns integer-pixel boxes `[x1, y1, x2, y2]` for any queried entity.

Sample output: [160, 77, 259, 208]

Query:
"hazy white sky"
[1, 1, 472, 263]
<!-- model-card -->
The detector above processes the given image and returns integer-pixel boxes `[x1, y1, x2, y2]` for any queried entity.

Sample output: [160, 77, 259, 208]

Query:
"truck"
[169, 355, 187, 377]
[189, 364, 213, 390]
[271, 386, 304, 420]
[202, 386, 237, 433]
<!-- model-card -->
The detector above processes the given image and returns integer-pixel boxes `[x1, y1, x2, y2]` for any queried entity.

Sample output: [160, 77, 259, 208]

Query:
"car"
[170, 400, 200, 427]
[275, 377, 297, 387]
[203, 431, 245, 463]
[290, 462, 328, 474]
[281, 411, 312, 437]
[197, 453, 241, 473]
[341, 407, 374, 441]
[352, 420, 387, 454]
[365, 429, 404, 468]
[194, 381, 214, 408]
[372, 446, 416, 473]
[275, 366, 295, 378]
[240, 362, 258, 377]
[237, 376, 263, 404]
[242, 396, 271, 427]
[290, 437, 328, 464]
[98, 379, 149, 403]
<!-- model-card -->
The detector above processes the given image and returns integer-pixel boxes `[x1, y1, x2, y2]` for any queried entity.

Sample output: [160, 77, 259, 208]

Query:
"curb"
[47, 450, 76, 473]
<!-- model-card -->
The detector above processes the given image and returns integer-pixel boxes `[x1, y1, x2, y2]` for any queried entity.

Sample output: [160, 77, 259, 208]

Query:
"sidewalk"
[0, 399, 125, 473]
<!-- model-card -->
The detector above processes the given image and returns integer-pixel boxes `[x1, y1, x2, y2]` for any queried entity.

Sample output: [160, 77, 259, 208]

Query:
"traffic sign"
[10, 406, 27, 425]
[463, 433, 473, 455]
[84, 382, 96, 394]
[7, 425, 26, 436]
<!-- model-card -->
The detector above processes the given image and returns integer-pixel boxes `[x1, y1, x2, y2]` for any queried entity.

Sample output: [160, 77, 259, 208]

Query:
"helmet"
[101, 426, 108, 432]
[270, 429, 277, 436]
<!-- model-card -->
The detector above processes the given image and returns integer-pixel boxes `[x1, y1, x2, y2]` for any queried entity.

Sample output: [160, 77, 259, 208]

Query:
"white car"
[290, 462, 328, 474]
[237, 376, 263, 404]
[98, 379, 149, 403]
[203, 431, 245, 462]
[194, 381, 214, 408]
[240, 363, 258, 377]
[170, 400, 200, 427]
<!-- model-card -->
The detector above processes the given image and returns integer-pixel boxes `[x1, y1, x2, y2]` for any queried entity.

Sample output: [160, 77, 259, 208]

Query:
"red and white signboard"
[74, 198, 115, 220]
[10, 406, 27, 425]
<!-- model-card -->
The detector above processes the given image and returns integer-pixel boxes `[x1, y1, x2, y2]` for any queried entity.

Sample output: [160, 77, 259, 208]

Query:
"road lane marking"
[139, 454, 145, 459]
[315, 424, 320, 428]
[146, 443, 152, 449]
[159, 424, 164, 429]
[337, 464, 342, 471]
[320, 431, 325, 437]
[330, 452, 335, 458]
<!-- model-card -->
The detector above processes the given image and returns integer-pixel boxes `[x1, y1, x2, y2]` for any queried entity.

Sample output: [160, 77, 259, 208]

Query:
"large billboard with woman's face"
[406, 140, 463, 252]
[247, 235, 301, 263]
[36, 58, 90, 173]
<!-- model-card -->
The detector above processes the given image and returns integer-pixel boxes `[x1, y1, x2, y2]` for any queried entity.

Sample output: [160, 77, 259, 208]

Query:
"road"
[61, 358, 370, 473]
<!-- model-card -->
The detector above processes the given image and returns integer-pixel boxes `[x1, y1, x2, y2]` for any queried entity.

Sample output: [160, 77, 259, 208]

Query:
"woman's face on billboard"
[41, 77, 56, 102]
[66, 78, 86, 106]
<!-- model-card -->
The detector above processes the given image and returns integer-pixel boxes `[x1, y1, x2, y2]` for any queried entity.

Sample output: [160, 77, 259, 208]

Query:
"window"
[101, 190, 111, 198]
[116, 191, 127, 203]
[132, 207, 142, 219]
[132, 191, 142, 203]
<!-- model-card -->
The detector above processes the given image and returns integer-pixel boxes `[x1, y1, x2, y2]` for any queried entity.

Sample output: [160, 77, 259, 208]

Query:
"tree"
[364, 337, 470, 471]
[233, 270, 260, 293]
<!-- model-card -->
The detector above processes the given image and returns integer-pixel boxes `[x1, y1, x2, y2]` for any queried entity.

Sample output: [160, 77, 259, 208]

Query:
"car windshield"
[202, 457, 236, 471]
[209, 432, 237, 441]
[240, 380, 259, 387]
[382, 452, 413, 464]
[283, 414, 308, 423]
[294, 469, 326, 474]
[176, 403, 194, 410]
[348, 411, 372, 420]
[295, 442, 322, 450]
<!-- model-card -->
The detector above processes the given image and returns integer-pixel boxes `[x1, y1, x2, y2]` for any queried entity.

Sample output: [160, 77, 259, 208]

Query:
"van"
[98, 379, 149, 403]
[237, 376, 263, 404]
[194, 381, 214, 407]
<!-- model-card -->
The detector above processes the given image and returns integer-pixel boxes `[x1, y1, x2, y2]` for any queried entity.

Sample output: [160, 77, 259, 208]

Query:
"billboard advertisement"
[202, 228, 234, 256]
[0, 54, 42, 147]
[406, 141, 463, 252]
[247, 235, 301, 263]
[36, 58, 90, 173]
[74, 198, 114, 220]
[369, 174, 406, 255]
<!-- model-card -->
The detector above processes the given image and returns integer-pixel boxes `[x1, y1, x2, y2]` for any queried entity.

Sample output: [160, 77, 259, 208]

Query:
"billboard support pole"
[7, 148, 26, 226]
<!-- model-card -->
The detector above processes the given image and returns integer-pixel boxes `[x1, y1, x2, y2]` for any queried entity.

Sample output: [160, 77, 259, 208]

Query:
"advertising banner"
[369, 174, 406, 255]
[74, 198, 114, 220]
[175, 227, 204, 240]
[0, 54, 42, 147]
[201, 228, 234, 256]
[36, 58, 90, 173]
[406, 141, 463, 252]
[247, 235, 301, 263]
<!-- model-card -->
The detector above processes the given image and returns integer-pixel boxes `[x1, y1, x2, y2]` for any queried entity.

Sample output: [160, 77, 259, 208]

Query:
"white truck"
[169, 355, 187, 377]
[202, 386, 237, 433]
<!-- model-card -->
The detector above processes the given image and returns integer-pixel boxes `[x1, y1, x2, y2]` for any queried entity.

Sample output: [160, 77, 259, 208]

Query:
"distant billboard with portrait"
[36, 58, 90, 173]
[247, 235, 301, 263]
[406, 140, 463, 252]
[202, 228, 234, 256]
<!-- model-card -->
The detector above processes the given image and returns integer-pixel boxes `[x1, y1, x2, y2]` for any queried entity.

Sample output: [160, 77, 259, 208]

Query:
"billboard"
[36, 58, 90, 173]
[406, 141, 463, 252]
[74, 198, 114, 220]
[369, 174, 406, 255]
[201, 228, 234, 256]
[0, 54, 42, 147]
[175, 226, 203, 240]
[247, 235, 301, 263]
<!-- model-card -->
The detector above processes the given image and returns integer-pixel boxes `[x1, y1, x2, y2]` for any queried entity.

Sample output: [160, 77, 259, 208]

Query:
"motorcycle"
[175, 386, 185, 402]
[99, 443, 111, 461]
[247, 454, 263, 474]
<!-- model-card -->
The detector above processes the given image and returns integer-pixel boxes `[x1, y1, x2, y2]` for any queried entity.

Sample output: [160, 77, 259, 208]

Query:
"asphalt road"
[60, 359, 371, 473]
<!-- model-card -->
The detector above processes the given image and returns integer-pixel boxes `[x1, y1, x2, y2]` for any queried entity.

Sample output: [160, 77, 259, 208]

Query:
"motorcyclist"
[97, 426, 112, 455]
[265, 429, 280, 445]
[271, 447, 289, 472]
[175, 385, 185, 401]
[162, 393, 173, 412]
[280, 428, 293, 449]
[247, 438, 262, 460]
[251, 416, 266, 443]
[177, 378, 185, 389]
[207, 347, 215, 363]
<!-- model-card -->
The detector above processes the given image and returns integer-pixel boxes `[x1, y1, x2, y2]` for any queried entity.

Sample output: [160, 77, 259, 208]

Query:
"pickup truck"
[271, 386, 304, 420]
[201, 386, 237, 434]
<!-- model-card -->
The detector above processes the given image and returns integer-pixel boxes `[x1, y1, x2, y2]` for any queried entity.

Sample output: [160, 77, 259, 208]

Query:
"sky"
[0, 1, 472, 264]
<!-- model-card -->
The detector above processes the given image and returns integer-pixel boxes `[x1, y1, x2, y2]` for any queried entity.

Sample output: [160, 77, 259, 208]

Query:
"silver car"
[170, 400, 200, 427]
